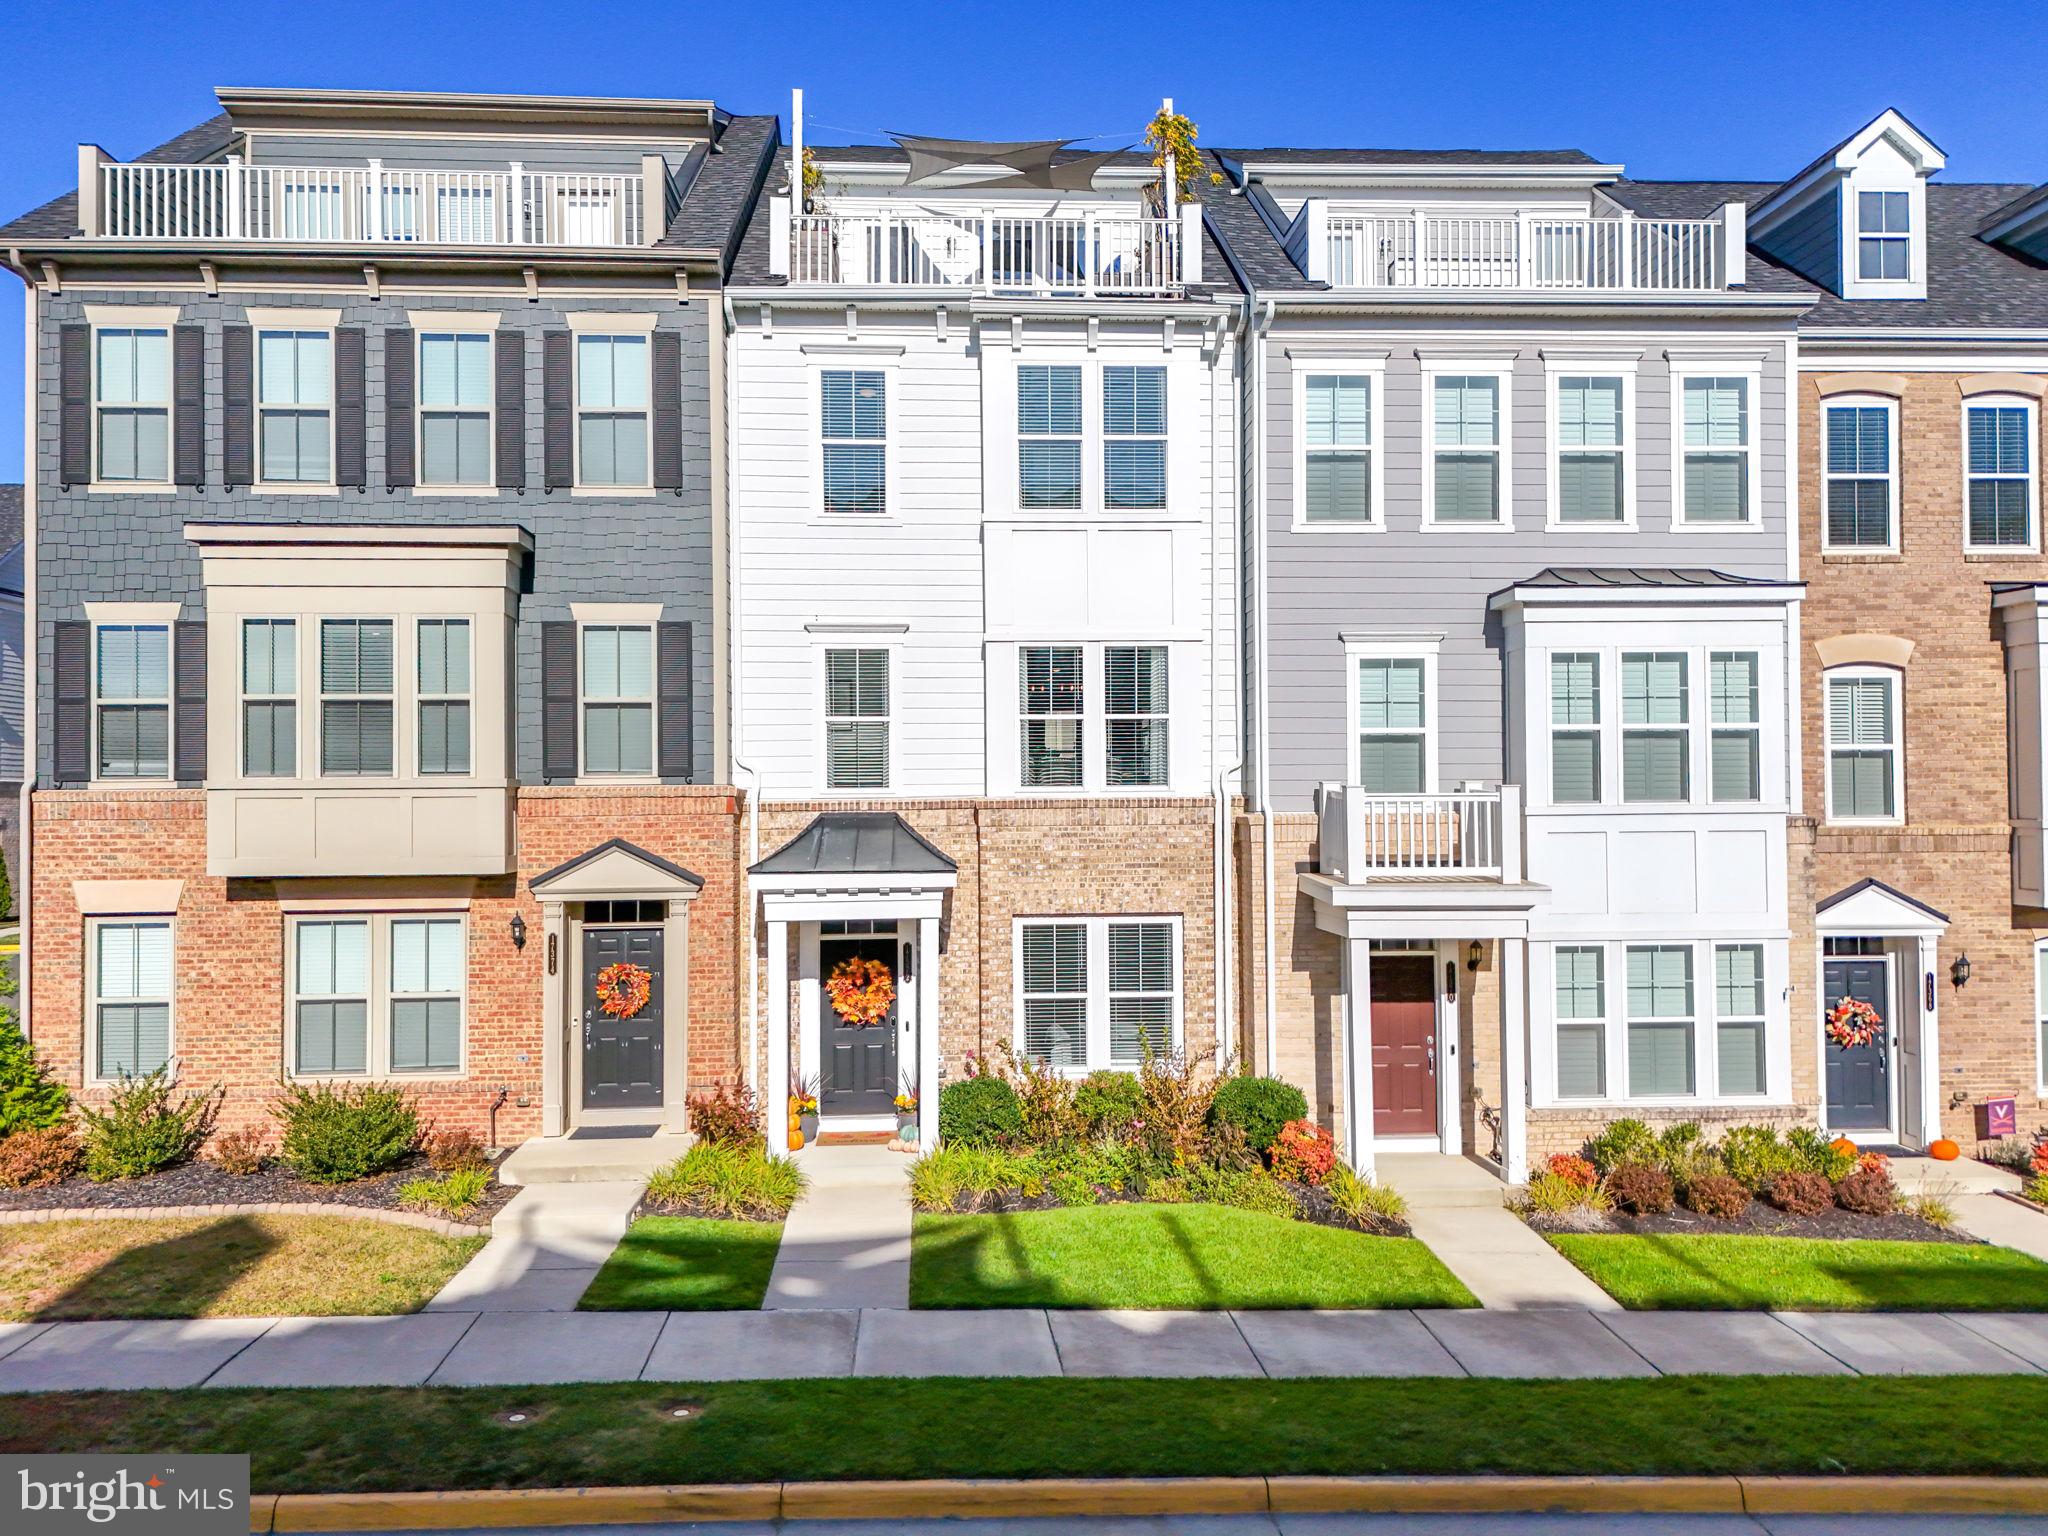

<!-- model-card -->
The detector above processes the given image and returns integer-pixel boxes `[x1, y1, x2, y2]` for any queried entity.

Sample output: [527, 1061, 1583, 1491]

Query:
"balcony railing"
[90, 156, 653, 247]
[779, 206, 1193, 294]
[1317, 211, 1734, 292]
[1316, 783, 1525, 884]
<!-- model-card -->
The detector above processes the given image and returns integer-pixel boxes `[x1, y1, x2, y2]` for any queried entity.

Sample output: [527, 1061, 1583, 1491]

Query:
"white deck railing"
[1322, 212, 1727, 291]
[1317, 783, 1524, 884]
[788, 210, 1183, 293]
[95, 157, 649, 247]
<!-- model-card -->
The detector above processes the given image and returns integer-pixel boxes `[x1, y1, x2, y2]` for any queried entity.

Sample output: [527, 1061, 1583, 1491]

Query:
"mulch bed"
[922, 1182, 1412, 1238]
[1525, 1200, 1972, 1245]
[0, 1152, 515, 1229]
[630, 1198, 783, 1223]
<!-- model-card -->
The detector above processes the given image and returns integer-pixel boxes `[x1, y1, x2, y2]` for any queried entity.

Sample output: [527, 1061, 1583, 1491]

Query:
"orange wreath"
[825, 955, 895, 1027]
[596, 961, 653, 1020]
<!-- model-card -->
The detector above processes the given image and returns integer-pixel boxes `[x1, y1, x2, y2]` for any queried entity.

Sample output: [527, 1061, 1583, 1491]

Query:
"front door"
[818, 936, 899, 1116]
[1371, 954, 1438, 1137]
[582, 926, 664, 1110]
[1824, 957, 1891, 1133]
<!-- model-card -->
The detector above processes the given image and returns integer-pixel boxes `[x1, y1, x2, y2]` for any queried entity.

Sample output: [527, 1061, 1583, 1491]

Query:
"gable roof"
[750, 812, 957, 877]
[529, 836, 704, 894]
[1816, 876, 1949, 925]
[661, 113, 779, 265]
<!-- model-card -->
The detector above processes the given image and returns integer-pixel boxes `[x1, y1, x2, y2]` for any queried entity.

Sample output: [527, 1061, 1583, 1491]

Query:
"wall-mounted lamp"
[1467, 940, 1484, 972]
[510, 913, 528, 950]
[1951, 953, 1972, 989]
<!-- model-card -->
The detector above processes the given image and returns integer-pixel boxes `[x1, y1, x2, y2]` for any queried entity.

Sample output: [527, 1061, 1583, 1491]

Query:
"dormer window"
[1857, 191, 1911, 281]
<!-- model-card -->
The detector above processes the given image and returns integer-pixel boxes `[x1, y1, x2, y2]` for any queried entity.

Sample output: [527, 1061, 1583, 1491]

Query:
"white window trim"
[286, 912, 469, 1082]
[1005, 640, 1175, 795]
[814, 635, 901, 795]
[1820, 394, 1900, 554]
[1342, 635, 1441, 792]
[1852, 185, 1915, 288]
[1619, 649, 1692, 805]
[415, 615, 474, 778]
[316, 615, 400, 781]
[1623, 942, 1698, 1102]
[1672, 367, 1763, 529]
[86, 916, 175, 1087]
[1823, 663, 1904, 827]
[1421, 363, 1514, 532]
[414, 329, 498, 491]
[571, 329, 655, 493]
[239, 615, 297, 779]
[813, 361, 896, 520]
[88, 317, 177, 492]
[1291, 358, 1387, 533]
[1551, 943, 1606, 1101]
[1961, 393, 2040, 556]
[1545, 649, 1604, 809]
[578, 619, 659, 782]
[91, 619, 174, 786]
[2036, 938, 2048, 1094]
[1015, 358, 1087, 515]
[1101, 362, 1170, 512]
[252, 322, 339, 492]
[1712, 941, 1771, 1100]
[1543, 362, 1637, 532]
[1708, 649, 1764, 805]
[1010, 913, 1184, 1076]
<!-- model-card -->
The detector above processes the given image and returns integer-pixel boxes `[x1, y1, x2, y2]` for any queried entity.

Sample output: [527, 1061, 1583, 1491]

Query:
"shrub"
[938, 1075, 1023, 1149]
[644, 1140, 804, 1219]
[1323, 1163, 1408, 1231]
[1518, 1170, 1609, 1215]
[1547, 1153, 1598, 1188]
[1202, 1118, 1261, 1172]
[1208, 1075, 1308, 1154]
[1835, 1166, 1898, 1216]
[79, 1069, 219, 1181]
[398, 1167, 491, 1218]
[1586, 1118, 1658, 1175]
[1606, 1161, 1675, 1215]
[1786, 1126, 1857, 1183]
[1038, 1141, 1143, 1196]
[685, 1080, 763, 1146]
[1654, 1122, 1719, 1187]
[0, 1123, 81, 1188]
[1073, 1071, 1143, 1140]
[1000, 1044, 1079, 1147]
[907, 1145, 1035, 1211]
[1685, 1172, 1751, 1220]
[424, 1128, 492, 1174]
[1269, 1118, 1337, 1186]
[0, 1012, 69, 1139]
[1135, 1051, 1215, 1164]
[1719, 1124, 1798, 1192]
[1047, 1170, 1098, 1207]
[1910, 1180, 1960, 1230]
[208, 1126, 270, 1176]
[1768, 1169, 1835, 1216]
[274, 1081, 419, 1184]
[1181, 1162, 1297, 1219]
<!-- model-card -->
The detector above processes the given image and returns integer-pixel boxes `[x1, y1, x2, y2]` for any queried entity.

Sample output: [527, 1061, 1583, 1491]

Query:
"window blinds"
[1018, 364, 1082, 509]
[1709, 652, 1760, 802]
[1433, 375, 1500, 523]
[1103, 365, 1166, 508]
[1105, 645, 1168, 787]
[1357, 658, 1425, 792]
[1020, 923, 1087, 1066]
[1108, 921, 1174, 1065]
[1715, 944, 1766, 1096]
[1968, 406, 2032, 546]
[320, 620, 395, 776]
[1828, 675, 1895, 818]
[1554, 945, 1605, 1099]
[1020, 646, 1084, 787]
[1683, 377, 1748, 522]
[825, 648, 890, 789]
[1556, 376, 1623, 523]
[822, 370, 887, 513]
[1550, 654, 1600, 803]
[1626, 945, 1695, 1096]
[95, 922, 172, 1079]
[1305, 374, 1372, 523]
[1622, 653, 1688, 802]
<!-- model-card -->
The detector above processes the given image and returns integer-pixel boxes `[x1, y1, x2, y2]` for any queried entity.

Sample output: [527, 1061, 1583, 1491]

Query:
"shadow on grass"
[35, 1216, 279, 1321]
[578, 1217, 782, 1311]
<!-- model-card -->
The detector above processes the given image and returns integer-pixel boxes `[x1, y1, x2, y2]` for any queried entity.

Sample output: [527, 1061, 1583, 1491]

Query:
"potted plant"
[795, 1077, 820, 1144]
[894, 1087, 919, 1145]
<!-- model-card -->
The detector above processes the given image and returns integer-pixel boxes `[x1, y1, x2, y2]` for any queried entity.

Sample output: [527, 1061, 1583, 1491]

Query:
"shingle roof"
[751, 812, 957, 877]
[662, 113, 778, 266]
[0, 113, 236, 242]
[528, 836, 704, 892]
[1194, 156, 1319, 293]
[1815, 876, 1949, 923]
[1214, 147, 1603, 167]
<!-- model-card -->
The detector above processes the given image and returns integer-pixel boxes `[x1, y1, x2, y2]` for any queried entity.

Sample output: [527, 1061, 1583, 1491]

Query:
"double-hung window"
[821, 369, 887, 514]
[1017, 917, 1180, 1071]
[292, 914, 467, 1079]
[1626, 944, 1695, 1098]
[1019, 922, 1088, 1067]
[1108, 921, 1176, 1064]
[1554, 946, 1605, 1099]
[96, 623, 170, 780]
[1554, 375, 1625, 524]
[390, 918, 463, 1073]
[1621, 653, 1689, 802]
[582, 625, 654, 777]
[417, 619, 472, 775]
[1302, 373, 1373, 524]
[95, 327, 170, 484]
[1431, 374, 1502, 524]
[1714, 943, 1767, 1096]
[576, 335, 650, 488]
[1018, 364, 1082, 509]
[1549, 653, 1601, 804]
[1966, 399, 2036, 550]
[1356, 657, 1427, 792]
[1825, 667, 1899, 823]
[1823, 400, 1896, 549]
[1709, 652, 1761, 802]
[824, 648, 890, 789]
[294, 919, 370, 1075]
[1020, 646, 1084, 788]
[1857, 190, 1911, 281]
[1680, 376, 1751, 523]
[241, 619, 297, 777]
[1104, 646, 1168, 787]
[419, 332, 492, 488]
[257, 329, 333, 484]
[319, 619, 395, 776]
[93, 921, 172, 1080]
[1103, 365, 1166, 509]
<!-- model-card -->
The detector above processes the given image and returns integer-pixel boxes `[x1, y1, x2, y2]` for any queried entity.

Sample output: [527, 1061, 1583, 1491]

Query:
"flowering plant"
[1856, 1150, 1890, 1178]
[2029, 1130, 2048, 1178]
[1548, 1153, 1598, 1189]
[824, 955, 895, 1027]
[595, 962, 653, 1020]
[1269, 1118, 1337, 1186]
[1824, 997, 1883, 1050]
[893, 1092, 917, 1112]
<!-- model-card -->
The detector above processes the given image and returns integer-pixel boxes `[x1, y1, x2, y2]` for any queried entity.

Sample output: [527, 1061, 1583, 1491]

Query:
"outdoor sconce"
[1951, 953, 1972, 989]
[510, 913, 528, 950]
[1467, 940, 1484, 972]
[1444, 961, 1458, 1001]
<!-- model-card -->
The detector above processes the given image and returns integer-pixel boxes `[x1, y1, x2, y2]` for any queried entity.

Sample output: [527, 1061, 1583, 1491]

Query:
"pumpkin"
[1830, 1136, 1859, 1158]
[1929, 1138, 1961, 1161]
[787, 1128, 805, 1152]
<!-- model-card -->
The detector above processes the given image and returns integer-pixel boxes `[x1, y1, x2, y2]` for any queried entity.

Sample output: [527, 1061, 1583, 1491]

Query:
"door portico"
[1814, 878, 1948, 1149]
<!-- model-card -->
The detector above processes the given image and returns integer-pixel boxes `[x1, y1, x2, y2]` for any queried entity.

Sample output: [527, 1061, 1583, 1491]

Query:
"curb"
[253, 1475, 2048, 1529]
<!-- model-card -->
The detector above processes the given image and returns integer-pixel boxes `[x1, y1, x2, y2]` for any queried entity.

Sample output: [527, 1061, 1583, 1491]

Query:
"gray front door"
[583, 926, 663, 1110]
[1824, 957, 1890, 1132]
[818, 936, 898, 1116]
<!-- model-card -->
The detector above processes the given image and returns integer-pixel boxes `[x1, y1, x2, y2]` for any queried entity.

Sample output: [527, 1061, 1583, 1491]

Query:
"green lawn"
[1549, 1233, 2048, 1311]
[910, 1203, 1476, 1310]
[9, 1378, 2048, 1488]
[578, 1217, 783, 1312]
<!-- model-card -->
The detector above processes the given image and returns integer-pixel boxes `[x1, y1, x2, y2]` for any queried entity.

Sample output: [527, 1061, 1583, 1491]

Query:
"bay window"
[241, 618, 297, 777]
[1621, 652, 1689, 802]
[1549, 653, 1601, 804]
[319, 619, 395, 776]
[1709, 651, 1761, 802]
[417, 619, 472, 775]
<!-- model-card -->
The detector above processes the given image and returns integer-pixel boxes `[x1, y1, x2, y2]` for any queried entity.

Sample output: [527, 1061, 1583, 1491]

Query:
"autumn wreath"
[596, 961, 653, 1021]
[1825, 997, 1883, 1050]
[825, 955, 896, 1027]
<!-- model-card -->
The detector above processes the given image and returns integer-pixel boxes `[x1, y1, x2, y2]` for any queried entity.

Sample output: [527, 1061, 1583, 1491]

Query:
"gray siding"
[1262, 314, 1795, 810]
[1756, 188, 1841, 293]
[35, 290, 716, 785]
[247, 133, 697, 178]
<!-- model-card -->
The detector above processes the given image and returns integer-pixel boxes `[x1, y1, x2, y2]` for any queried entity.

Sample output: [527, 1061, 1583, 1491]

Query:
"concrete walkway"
[765, 1144, 913, 1310]
[1382, 1154, 1619, 1311]
[426, 1181, 645, 1312]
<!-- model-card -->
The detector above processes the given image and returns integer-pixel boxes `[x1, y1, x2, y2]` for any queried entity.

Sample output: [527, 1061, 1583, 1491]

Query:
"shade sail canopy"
[890, 134, 1137, 192]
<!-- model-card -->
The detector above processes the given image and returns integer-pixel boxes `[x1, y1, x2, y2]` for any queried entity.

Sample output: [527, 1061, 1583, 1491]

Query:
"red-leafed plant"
[1269, 1118, 1337, 1186]
[1547, 1153, 1598, 1188]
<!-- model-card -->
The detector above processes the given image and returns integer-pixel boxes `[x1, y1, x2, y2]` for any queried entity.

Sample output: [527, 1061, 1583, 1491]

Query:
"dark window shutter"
[59, 324, 90, 488]
[222, 325, 253, 486]
[173, 620, 207, 784]
[173, 324, 205, 487]
[495, 330, 526, 490]
[54, 621, 90, 783]
[658, 620, 694, 781]
[335, 326, 366, 489]
[384, 326, 415, 489]
[541, 620, 578, 783]
[652, 329, 683, 492]
[542, 331, 573, 490]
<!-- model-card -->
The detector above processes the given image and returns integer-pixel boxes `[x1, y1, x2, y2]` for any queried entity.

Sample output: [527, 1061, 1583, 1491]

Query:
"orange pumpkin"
[1929, 1138, 1961, 1161]
[1830, 1136, 1859, 1158]
[787, 1128, 805, 1152]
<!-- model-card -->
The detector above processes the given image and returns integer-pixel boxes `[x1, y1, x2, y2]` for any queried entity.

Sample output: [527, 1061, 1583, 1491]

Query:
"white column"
[1341, 935, 1374, 1175]
[540, 902, 567, 1137]
[1917, 933, 1941, 1148]
[918, 914, 941, 1146]
[766, 915, 791, 1138]
[1500, 936, 1529, 1183]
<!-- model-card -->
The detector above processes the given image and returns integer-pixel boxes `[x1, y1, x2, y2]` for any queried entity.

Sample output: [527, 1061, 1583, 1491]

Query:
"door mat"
[812, 1132, 895, 1146]
[569, 1124, 661, 1140]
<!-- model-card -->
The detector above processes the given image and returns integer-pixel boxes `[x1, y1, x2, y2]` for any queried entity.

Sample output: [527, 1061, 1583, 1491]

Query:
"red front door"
[1371, 955, 1438, 1137]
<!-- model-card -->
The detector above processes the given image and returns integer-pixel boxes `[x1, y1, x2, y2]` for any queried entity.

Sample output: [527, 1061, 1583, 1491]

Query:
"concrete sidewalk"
[1380, 1153, 1619, 1311]
[425, 1181, 645, 1312]
[6, 1303, 2048, 1391]
[765, 1143, 913, 1310]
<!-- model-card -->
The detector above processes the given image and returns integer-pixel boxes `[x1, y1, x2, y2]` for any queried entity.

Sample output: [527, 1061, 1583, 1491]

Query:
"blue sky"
[3, 0, 2046, 480]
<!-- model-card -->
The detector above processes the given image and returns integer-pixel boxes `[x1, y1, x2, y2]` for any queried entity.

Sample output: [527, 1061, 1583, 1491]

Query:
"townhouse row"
[6, 88, 2047, 1180]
